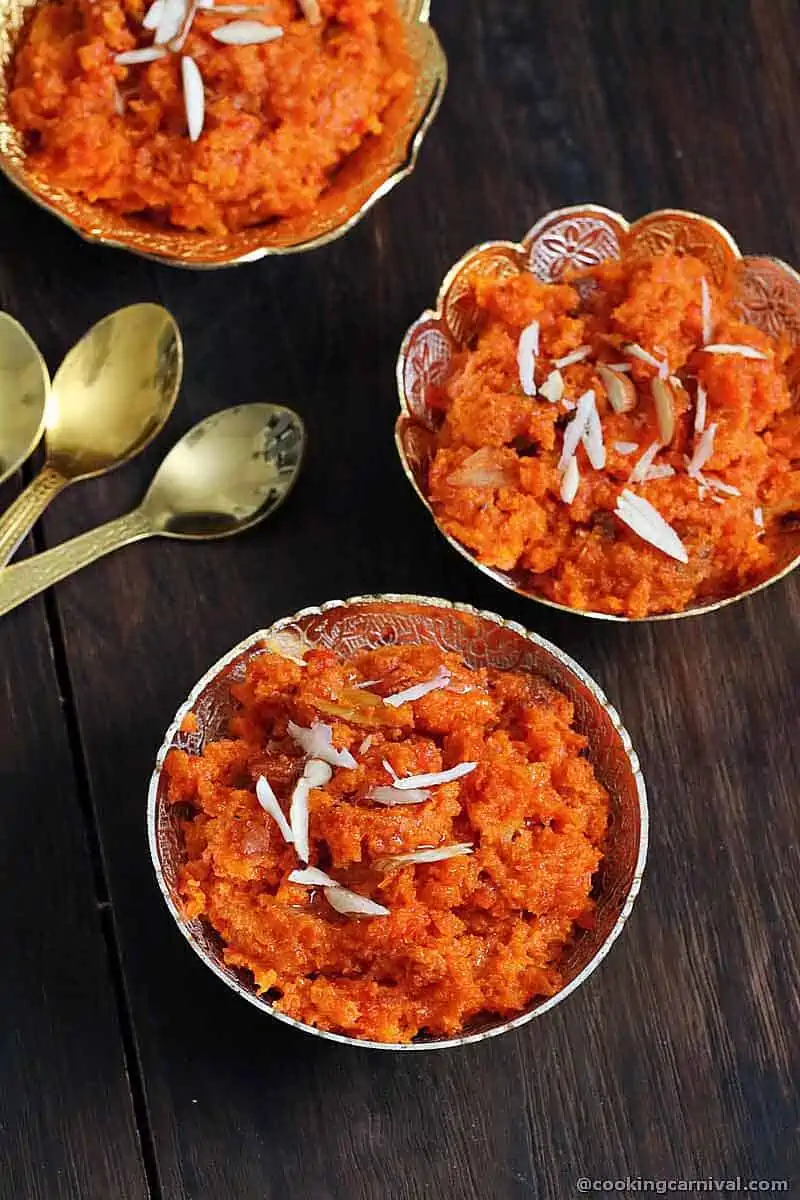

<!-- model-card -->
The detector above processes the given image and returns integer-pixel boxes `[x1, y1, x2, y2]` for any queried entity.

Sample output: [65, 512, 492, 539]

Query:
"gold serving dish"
[148, 594, 648, 1050]
[0, 0, 446, 268]
[395, 205, 800, 621]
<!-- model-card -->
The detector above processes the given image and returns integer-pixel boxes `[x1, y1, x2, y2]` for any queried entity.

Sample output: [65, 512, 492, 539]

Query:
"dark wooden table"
[2, 2, 799, 1197]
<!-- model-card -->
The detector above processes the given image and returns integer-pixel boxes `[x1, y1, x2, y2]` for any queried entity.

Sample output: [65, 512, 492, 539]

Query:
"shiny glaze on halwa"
[424, 252, 800, 617]
[164, 644, 609, 1043]
[9, 0, 410, 234]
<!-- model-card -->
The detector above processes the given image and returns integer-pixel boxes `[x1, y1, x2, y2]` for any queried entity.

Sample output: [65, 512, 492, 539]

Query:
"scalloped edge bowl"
[395, 205, 800, 621]
[148, 594, 648, 1050]
[0, 0, 446, 268]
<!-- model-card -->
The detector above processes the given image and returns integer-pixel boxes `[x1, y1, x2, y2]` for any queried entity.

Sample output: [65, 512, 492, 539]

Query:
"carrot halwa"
[9, 0, 410, 234]
[424, 251, 800, 617]
[164, 641, 609, 1043]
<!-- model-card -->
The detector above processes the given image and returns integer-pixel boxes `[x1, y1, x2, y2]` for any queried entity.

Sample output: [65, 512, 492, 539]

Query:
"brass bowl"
[0, 0, 446, 268]
[147, 594, 648, 1051]
[395, 205, 800, 621]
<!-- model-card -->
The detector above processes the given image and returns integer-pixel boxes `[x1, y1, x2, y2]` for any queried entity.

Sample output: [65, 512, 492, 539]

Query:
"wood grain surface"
[1, 1, 799, 1197]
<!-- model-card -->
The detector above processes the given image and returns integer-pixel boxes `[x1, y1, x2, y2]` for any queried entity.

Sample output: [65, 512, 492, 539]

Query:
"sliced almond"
[622, 341, 667, 373]
[560, 455, 579, 504]
[154, 0, 187, 43]
[597, 365, 637, 414]
[701, 343, 768, 361]
[169, 0, 198, 51]
[142, 0, 166, 28]
[651, 377, 676, 445]
[298, 0, 322, 23]
[181, 54, 204, 141]
[115, 46, 168, 64]
[538, 368, 564, 404]
[211, 19, 284, 42]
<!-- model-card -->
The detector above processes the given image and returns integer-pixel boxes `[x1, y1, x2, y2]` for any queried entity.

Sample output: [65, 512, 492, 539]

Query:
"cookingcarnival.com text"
[575, 1179, 790, 1194]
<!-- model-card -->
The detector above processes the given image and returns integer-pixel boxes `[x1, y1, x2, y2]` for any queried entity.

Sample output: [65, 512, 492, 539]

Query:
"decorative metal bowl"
[395, 205, 800, 621]
[0, 0, 446, 268]
[147, 594, 648, 1051]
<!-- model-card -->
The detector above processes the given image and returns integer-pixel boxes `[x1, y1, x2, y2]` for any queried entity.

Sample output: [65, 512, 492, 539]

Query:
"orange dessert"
[423, 252, 800, 617]
[164, 640, 609, 1043]
[9, 0, 411, 234]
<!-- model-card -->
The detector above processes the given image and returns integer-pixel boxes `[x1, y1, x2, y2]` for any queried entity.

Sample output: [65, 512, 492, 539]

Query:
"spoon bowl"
[0, 312, 50, 487]
[0, 303, 182, 567]
[0, 403, 306, 619]
[144, 404, 304, 539]
[47, 303, 182, 479]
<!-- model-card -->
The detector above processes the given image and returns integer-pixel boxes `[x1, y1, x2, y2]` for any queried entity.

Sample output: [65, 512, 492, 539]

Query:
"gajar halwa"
[164, 640, 609, 1043]
[424, 251, 800, 617]
[9, 0, 411, 234]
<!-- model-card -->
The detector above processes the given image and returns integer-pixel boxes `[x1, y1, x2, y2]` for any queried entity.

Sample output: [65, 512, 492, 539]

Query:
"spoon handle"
[0, 508, 153, 619]
[0, 466, 69, 569]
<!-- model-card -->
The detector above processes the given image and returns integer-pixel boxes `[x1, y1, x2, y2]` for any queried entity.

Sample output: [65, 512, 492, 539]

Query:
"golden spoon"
[0, 313, 50, 487]
[0, 403, 305, 619]
[0, 304, 182, 568]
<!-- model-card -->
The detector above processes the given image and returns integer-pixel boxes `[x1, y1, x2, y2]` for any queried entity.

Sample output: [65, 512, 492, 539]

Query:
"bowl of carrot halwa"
[148, 595, 647, 1049]
[0, 0, 445, 266]
[396, 206, 800, 620]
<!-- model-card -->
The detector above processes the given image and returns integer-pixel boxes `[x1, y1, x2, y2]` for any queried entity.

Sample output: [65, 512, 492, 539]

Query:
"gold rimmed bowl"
[147, 594, 648, 1051]
[395, 205, 800, 621]
[0, 0, 445, 268]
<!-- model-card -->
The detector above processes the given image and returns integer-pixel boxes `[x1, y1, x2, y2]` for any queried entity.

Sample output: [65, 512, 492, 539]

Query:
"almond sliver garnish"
[582, 395, 606, 469]
[256, 776, 294, 843]
[325, 889, 390, 918]
[169, 0, 198, 51]
[289, 866, 338, 888]
[369, 785, 431, 806]
[651, 377, 676, 445]
[613, 440, 639, 455]
[622, 342, 667, 374]
[211, 19, 284, 42]
[383, 667, 451, 708]
[538, 368, 564, 404]
[375, 844, 475, 871]
[694, 382, 707, 433]
[558, 389, 595, 470]
[615, 489, 689, 563]
[700, 277, 712, 344]
[289, 867, 390, 916]
[289, 777, 310, 862]
[115, 47, 168, 63]
[287, 720, 357, 769]
[688, 422, 717, 476]
[517, 321, 539, 397]
[303, 758, 332, 788]
[629, 440, 661, 484]
[181, 54, 204, 141]
[754, 506, 764, 528]
[553, 346, 590, 369]
[642, 464, 675, 481]
[298, 0, 322, 22]
[560, 455, 579, 504]
[703, 475, 741, 497]
[263, 631, 309, 666]
[143, 0, 166, 28]
[154, 0, 187, 43]
[701, 344, 768, 360]
[390, 762, 477, 791]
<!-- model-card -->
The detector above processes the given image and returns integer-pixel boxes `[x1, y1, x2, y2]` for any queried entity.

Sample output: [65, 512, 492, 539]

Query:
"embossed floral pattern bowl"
[395, 205, 800, 621]
[0, 0, 445, 268]
[148, 594, 648, 1050]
